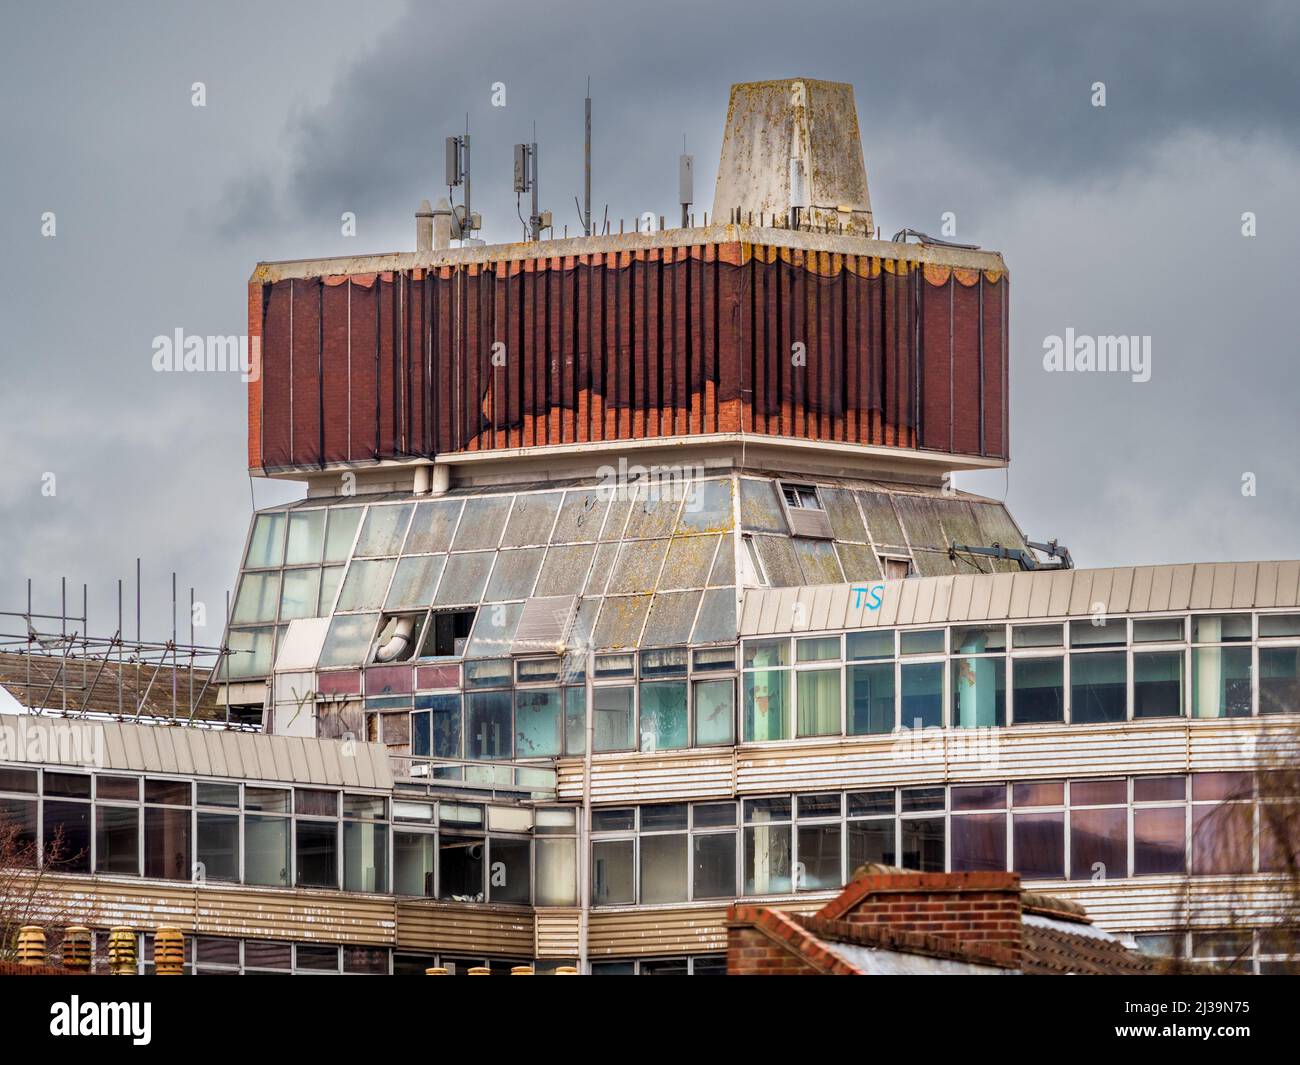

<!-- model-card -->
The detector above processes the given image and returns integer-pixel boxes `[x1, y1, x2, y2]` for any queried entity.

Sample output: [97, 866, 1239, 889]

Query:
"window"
[515, 688, 563, 757]
[439, 834, 484, 901]
[295, 820, 338, 888]
[1133, 651, 1184, 718]
[693, 679, 735, 746]
[879, 556, 912, 580]
[393, 831, 436, 897]
[639, 681, 688, 752]
[847, 661, 894, 734]
[592, 838, 634, 905]
[781, 484, 821, 510]
[950, 785, 1007, 873]
[796, 667, 840, 737]
[1012, 782, 1064, 879]
[95, 805, 139, 876]
[1069, 780, 1127, 881]
[743, 797, 792, 895]
[489, 838, 531, 904]
[1192, 646, 1252, 718]
[900, 661, 942, 729]
[848, 790, 896, 870]
[693, 804, 738, 899]
[900, 788, 945, 872]
[743, 668, 790, 741]
[466, 691, 512, 759]
[1260, 646, 1300, 715]
[1011, 656, 1064, 724]
[1070, 651, 1126, 723]
[421, 610, 476, 658]
[536, 833, 577, 907]
[593, 687, 634, 752]
[951, 656, 1005, 727]
[795, 794, 842, 890]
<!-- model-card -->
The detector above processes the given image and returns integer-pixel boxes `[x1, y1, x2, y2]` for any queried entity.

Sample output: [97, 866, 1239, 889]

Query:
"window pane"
[344, 821, 387, 892]
[796, 823, 842, 890]
[1192, 646, 1252, 718]
[385, 555, 444, 610]
[536, 837, 577, 906]
[466, 691, 512, 759]
[318, 614, 378, 668]
[515, 688, 563, 757]
[693, 679, 734, 746]
[953, 626, 1007, 653]
[97, 775, 140, 802]
[848, 819, 895, 870]
[951, 656, 1005, 727]
[1012, 781, 1064, 807]
[354, 504, 413, 557]
[846, 630, 893, 661]
[951, 784, 1006, 811]
[295, 820, 338, 888]
[796, 668, 840, 737]
[1069, 808, 1127, 881]
[285, 510, 326, 565]
[318, 565, 344, 613]
[1260, 647, 1300, 715]
[337, 559, 395, 611]
[1260, 614, 1300, 638]
[1012, 657, 1064, 724]
[244, 815, 289, 886]
[1192, 614, 1251, 642]
[744, 824, 792, 894]
[847, 662, 894, 734]
[1133, 776, 1185, 803]
[743, 638, 789, 669]
[743, 796, 791, 822]
[900, 817, 944, 872]
[490, 838, 531, 904]
[1071, 779, 1126, 806]
[1134, 652, 1184, 718]
[639, 681, 688, 752]
[592, 839, 634, 904]
[1070, 620, 1125, 647]
[564, 688, 586, 756]
[1133, 807, 1186, 875]
[900, 662, 942, 729]
[900, 630, 944, 655]
[593, 687, 634, 752]
[393, 831, 435, 896]
[796, 636, 840, 662]
[0, 798, 37, 865]
[694, 803, 737, 828]
[1192, 803, 1253, 876]
[640, 833, 688, 903]
[95, 806, 139, 875]
[323, 507, 363, 562]
[233, 571, 281, 623]
[43, 801, 90, 873]
[405, 499, 463, 554]
[1013, 811, 1064, 879]
[439, 834, 484, 901]
[434, 552, 494, 606]
[743, 669, 790, 741]
[196, 812, 239, 882]
[1013, 624, 1062, 648]
[1133, 617, 1184, 643]
[246, 512, 286, 568]
[951, 812, 1007, 872]
[294, 789, 337, 817]
[693, 832, 737, 898]
[279, 567, 322, 620]
[902, 787, 944, 812]
[1070, 652, 1127, 723]
[143, 805, 191, 880]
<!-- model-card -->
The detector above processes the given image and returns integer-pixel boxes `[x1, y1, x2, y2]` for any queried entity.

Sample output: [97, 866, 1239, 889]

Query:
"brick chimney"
[820, 868, 1024, 966]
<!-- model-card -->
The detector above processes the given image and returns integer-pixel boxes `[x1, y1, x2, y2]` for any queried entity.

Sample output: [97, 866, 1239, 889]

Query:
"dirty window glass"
[677, 478, 733, 534]
[385, 555, 445, 611]
[738, 479, 786, 534]
[660, 535, 719, 590]
[337, 558, 396, 611]
[434, 552, 494, 606]
[354, 504, 414, 557]
[484, 548, 544, 602]
[318, 614, 379, 668]
[285, 510, 326, 565]
[404, 499, 463, 555]
[501, 492, 562, 548]
[246, 512, 286, 568]
[452, 496, 513, 550]
[535, 544, 596, 598]
[323, 507, 363, 563]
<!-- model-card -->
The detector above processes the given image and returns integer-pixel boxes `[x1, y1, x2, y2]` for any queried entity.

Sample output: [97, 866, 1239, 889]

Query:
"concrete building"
[1, 78, 1297, 974]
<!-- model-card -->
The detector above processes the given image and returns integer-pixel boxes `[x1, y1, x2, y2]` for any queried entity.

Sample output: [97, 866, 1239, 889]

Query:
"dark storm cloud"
[224, 0, 1300, 247]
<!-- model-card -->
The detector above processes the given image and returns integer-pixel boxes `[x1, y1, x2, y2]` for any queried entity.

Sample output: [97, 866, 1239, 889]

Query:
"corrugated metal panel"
[559, 720, 1271, 804]
[588, 904, 730, 956]
[196, 886, 396, 944]
[0, 714, 392, 789]
[739, 562, 1300, 634]
[1040, 876, 1288, 934]
[513, 595, 577, 654]
[555, 750, 737, 803]
[395, 900, 533, 956]
[535, 910, 581, 958]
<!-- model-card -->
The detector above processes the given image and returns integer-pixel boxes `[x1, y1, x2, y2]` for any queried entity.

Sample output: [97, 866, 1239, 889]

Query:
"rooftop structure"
[2, 77, 1297, 976]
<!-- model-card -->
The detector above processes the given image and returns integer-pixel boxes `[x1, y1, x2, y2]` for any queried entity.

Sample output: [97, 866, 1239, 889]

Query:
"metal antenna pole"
[584, 78, 592, 236]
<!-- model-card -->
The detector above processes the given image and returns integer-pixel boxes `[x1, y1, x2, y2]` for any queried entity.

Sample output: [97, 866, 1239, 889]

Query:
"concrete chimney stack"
[415, 199, 434, 252]
[712, 78, 873, 234]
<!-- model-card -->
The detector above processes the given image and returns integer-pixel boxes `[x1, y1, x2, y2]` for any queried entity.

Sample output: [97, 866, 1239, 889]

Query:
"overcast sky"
[1, 0, 1297, 649]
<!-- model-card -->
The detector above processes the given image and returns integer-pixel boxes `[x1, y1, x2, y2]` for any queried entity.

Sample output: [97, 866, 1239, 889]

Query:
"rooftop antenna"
[584, 77, 592, 236]
[515, 122, 551, 241]
[445, 116, 482, 244]
[679, 134, 694, 229]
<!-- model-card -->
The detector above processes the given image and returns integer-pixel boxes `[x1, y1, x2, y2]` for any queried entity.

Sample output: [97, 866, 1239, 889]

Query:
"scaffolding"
[0, 571, 252, 729]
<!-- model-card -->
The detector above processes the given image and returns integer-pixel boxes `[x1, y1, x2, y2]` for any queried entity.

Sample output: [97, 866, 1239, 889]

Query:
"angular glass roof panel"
[323, 507, 364, 563]
[599, 496, 633, 541]
[233, 571, 280, 624]
[677, 478, 734, 534]
[608, 539, 670, 595]
[319, 613, 379, 668]
[354, 503, 414, 557]
[892, 495, 947, 553]
[534, 543, 597, 598]
[660, 535, 719, 591]
[642, 590, 703, 647]
[739, 478, 787, 534]
[794, 538, 845, 586]
[465, 602, 524, 658]
[625, 485, 685, 539]
[691, 588, 738, 646]
[285, 510, 326, 565]
[337, 558, 396, 611]
[227, 626, 275, 678]
[585, 541, 618, 596]
[551, 488, 610, 544]
[856, 491, 906, 548]
[593, 594, 652, 650]
[246, 512, 286, 568]
[708, 537, 736, 586]
[820, 488, 868, 543]
[280, 567, 322, 621]
[385, 554, 446, 610]
[501, 492, 562, 547]
[433, 551, 494, 606]
[452, 495, 513, 550]
[835, 542, 882, 582]
[754, 534, 802, 587]
[484, 547, 544, 601]
[404, 499, 464, 554]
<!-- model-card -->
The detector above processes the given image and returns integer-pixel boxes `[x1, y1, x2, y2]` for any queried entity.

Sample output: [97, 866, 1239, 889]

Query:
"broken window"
[421, 609, 475, 658]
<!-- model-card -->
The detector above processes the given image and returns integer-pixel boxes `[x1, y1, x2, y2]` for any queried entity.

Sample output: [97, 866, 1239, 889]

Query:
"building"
[1, 78, 1297, 975]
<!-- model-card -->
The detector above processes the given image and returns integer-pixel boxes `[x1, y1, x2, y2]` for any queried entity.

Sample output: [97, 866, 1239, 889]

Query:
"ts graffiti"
[851, 583, 885, 610]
